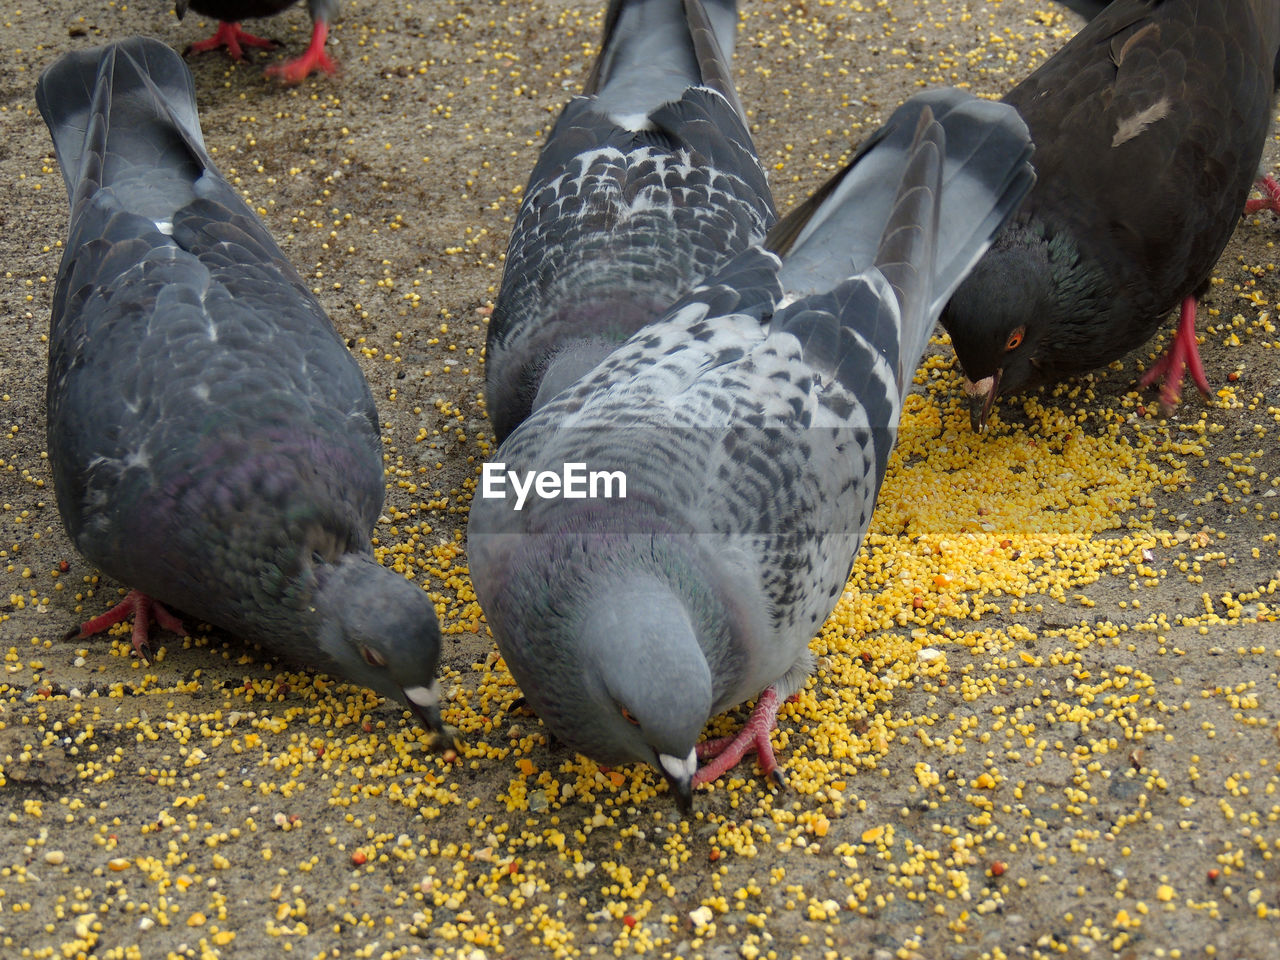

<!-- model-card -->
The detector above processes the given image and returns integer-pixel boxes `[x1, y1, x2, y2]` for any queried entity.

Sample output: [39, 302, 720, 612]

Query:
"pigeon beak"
[659, 749, 698, 816]
[670, 775, 693, 815]
[403, 681, 463, 752]
[962, 369, 1002, 433]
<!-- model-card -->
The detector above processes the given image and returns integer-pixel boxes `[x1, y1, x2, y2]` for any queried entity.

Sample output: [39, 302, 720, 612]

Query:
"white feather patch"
[606, 111, 656, 132]
[403, 681, 440, 708]
[1112, 97, 1171, 147]
[659, 748, 698, 782]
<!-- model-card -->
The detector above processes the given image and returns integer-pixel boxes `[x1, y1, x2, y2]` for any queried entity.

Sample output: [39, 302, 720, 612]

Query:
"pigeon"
[940, 0, 1280, 430]
[468, 88, 1035, 810]
[176, 0, 338, 83]
[36, 37, 448, 741]
[484, 0, 775, 443]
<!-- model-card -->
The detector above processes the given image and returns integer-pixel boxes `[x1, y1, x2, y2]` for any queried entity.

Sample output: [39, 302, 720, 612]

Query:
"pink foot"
[1138, 296, 1211, 413]
[65, 590, 186, 664]
[184, 21, 279, 61]
[265, 21, 338, 84]
[1245, 174, 1280, 216]
[692, 685, 786, 788]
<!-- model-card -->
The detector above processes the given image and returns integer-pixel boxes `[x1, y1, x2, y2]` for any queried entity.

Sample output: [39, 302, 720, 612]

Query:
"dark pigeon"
[468, 90, 1034, 810]
[484, 0, 776, 443]
[941, 0, 1280, 429]
[176, 0, 337, 83]
[37, 37, 448, 741]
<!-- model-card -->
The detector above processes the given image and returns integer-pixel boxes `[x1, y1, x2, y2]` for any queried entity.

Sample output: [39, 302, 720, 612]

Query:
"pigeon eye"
[1004, 327, 1025, 352]
[620, 706, 640, 727]
[361, 647, 387, 668]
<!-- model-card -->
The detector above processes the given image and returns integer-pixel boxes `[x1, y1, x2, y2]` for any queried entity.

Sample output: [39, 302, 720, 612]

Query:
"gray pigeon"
[484, 0, 775, 443]
[468, 89, 1035, 809]
[37, 37, 448, 741]
[177, 0, 338, 83]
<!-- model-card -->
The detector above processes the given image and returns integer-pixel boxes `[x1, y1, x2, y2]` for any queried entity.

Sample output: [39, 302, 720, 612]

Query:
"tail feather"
[770, 89, 1034, 389]
[587, 0, 743, 125]
[681, 0, 745, 121]
[36, 37, 207, 211]
[872, 110, 943, 374]
[915, 92, 1036, 324]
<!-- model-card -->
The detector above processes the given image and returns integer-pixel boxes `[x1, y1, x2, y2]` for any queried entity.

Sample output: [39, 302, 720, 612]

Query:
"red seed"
[623, 915, 636, 929]
[709, 848, 721, 862]
[352, 851, 367, 865]
[990, 861, 1007, 876]
[58, 560, 70, 573]
[1207, 869, 1220, 882]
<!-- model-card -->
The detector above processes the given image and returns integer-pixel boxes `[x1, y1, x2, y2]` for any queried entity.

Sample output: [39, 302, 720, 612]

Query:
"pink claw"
[265, 21, 338, 84]
[1138, 295, 1211, 413]
[1245, 174, 1280, 216]
[185, 21, 278, 61]
[692, 685, 786, 788]
[66, 590, 186, 664]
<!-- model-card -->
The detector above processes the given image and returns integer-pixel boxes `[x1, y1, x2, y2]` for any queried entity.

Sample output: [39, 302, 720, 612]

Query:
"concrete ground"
[1, 1, 1278, 957]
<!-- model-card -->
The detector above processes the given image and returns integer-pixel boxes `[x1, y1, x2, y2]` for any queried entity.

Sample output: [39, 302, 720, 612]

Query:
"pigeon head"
[311, 554, 448, 743]
[482, 535, 714, 812]
[575, 576, 712, 812]
[941, 237, 1053, 431]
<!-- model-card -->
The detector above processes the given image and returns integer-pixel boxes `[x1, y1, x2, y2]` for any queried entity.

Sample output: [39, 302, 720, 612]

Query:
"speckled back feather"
[484, 0, 775, 443]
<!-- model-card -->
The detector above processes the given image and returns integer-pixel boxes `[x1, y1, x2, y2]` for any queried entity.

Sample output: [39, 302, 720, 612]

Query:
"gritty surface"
[1, 1, 1279, 958]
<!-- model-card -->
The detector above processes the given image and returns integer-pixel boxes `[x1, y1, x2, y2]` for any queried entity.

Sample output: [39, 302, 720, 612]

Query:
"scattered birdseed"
[2, 1, 1279, 958]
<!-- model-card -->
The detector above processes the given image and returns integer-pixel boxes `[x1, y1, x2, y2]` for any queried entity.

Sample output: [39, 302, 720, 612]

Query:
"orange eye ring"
[361, 647, 387, 668]
[620, 707, 640, 726]
[1004, 327, 1025, 352]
